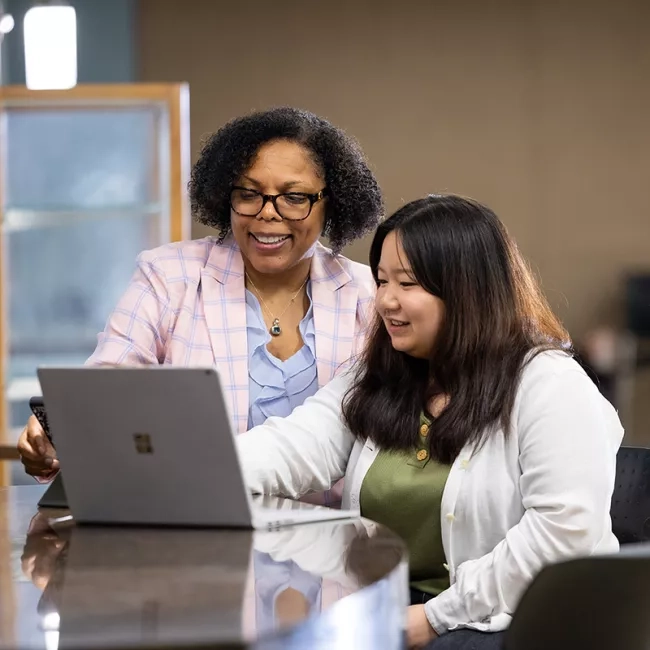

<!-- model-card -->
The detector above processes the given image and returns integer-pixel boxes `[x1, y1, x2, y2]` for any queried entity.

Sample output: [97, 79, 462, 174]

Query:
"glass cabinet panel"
[0, 84, 190, 480]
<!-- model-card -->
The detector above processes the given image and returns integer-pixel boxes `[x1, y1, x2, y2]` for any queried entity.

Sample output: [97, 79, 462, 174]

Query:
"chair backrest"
[625, 273, 650, 337]
[505, 544, 650, 650]
[504, 446, 650, 648]
[611, 446, 650, 544]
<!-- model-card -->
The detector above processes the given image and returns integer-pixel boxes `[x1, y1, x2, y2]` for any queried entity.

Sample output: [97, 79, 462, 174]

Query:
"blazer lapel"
[310, 243, 358, 386]
[200, 238, 250, 433]
[198, 240, 360, 428]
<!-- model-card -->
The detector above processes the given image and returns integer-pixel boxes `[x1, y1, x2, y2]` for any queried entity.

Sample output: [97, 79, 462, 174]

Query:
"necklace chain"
[245, 272, 309, 337]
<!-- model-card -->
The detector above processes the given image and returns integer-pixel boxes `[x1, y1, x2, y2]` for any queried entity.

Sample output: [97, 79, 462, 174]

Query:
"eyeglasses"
[230, 186, 327, 221]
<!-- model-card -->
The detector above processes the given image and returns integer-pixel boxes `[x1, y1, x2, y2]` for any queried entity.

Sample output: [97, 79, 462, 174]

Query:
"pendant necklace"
[245, 272, 309, 337]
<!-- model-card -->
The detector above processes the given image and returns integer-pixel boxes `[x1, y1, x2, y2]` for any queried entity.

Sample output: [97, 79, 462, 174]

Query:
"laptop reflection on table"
[57, 525, 252, 648]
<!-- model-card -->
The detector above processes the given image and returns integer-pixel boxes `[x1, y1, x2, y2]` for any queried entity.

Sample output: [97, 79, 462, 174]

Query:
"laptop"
[36, 367, 359, 529]
[38, 473, 68, 509]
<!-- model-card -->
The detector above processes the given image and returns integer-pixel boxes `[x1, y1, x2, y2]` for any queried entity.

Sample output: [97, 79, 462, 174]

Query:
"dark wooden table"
[0, 486, 407, 649]
[0, 446, 19, 460]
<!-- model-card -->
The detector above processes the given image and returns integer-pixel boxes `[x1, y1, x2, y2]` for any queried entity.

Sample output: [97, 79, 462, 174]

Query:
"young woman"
[235, 194, 623, 649]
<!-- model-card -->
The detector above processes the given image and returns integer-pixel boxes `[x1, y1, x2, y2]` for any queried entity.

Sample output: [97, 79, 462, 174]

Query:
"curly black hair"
[189, 106, 383, 254]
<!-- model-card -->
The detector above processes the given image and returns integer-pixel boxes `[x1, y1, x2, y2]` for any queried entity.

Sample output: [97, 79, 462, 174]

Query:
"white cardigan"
[237, 351, 624, 634]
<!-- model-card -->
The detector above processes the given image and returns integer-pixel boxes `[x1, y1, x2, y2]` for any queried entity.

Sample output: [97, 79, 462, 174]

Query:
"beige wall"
[138, 0, 650, 341]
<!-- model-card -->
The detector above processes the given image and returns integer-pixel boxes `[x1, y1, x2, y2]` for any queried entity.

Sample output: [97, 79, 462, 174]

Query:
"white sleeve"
[425, 367, 623, 633]
[236, 372, 356, 498]
[253, 519, 377, 589]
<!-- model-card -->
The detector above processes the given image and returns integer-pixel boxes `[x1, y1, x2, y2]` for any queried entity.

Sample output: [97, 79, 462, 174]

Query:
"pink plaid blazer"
[87, 236, 376, 434]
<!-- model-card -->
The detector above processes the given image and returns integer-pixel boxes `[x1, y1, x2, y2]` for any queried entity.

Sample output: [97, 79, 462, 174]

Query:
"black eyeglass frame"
[229, 186, 328, 221]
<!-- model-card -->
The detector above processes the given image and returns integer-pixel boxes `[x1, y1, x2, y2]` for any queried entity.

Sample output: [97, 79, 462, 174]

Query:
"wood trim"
[167, 84, 191, 242]
[146, 107, 162, 246]
[0, 84, 192, 242]
[0, 446, 19, 461]
[0, 83, 189, 104]
[0, 84, 191, 485]
[0, 99, 6, 488]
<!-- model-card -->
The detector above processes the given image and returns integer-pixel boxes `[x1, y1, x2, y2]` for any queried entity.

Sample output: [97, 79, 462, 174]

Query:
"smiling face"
[230, 139, 326, 277]
[375, 231, 445, 359]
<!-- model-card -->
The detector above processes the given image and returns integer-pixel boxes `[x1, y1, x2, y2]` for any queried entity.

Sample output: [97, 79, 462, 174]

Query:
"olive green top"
[359, 413, 451, 596]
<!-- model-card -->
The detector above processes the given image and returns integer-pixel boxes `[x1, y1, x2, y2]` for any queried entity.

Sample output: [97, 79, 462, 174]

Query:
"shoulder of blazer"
[136, 237, 243, 288]
[311, 242, 375, 294]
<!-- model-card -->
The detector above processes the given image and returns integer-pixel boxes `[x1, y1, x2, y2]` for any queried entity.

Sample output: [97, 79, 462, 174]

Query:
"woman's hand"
[17, 415, 59, 478]
[21, 512, 67, 591]
[407, 604, 438, 648]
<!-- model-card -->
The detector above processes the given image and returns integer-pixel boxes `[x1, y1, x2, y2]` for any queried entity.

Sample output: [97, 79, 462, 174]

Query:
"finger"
[23, 465, 50, 478]
[25, 416, 52, 456]
[22, 460, 57, 476]
[18, 437, 42, 462]
[21, 555, 36, 580]
[25, 426, 47, 456]
[27, 512, 53, 535]
[21, 453, 56, 469]
[21, 456, 50, 472]
[40, 436, 55, 456]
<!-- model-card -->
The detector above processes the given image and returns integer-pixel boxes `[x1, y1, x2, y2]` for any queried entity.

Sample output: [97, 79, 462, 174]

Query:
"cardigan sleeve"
[253, 517, 379, 589]
[236, 372, 356, 498]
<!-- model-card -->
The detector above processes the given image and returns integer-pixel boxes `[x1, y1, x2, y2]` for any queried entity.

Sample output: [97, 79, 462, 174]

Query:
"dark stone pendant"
[270, 319, 282, 336]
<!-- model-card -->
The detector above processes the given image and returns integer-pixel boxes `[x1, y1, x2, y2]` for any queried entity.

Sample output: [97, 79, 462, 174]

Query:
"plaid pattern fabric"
[87, 236, 376, 435]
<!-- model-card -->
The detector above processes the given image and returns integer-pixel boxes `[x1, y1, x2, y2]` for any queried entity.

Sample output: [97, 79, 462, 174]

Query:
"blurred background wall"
[136, 0, 650, 435]
[137, 0, 650, 338]
[1, 0, 648, 438]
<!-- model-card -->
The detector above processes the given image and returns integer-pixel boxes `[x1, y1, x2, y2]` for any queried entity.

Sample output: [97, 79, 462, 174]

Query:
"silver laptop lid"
[37, 367, 254, 527]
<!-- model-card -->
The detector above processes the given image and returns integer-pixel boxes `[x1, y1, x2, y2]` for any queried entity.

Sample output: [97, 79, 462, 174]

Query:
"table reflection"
[9, 489, 407, 649]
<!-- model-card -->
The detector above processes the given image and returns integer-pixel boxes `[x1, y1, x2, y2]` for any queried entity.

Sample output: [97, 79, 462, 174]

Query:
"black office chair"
[505, 543, 650, 650]
[504, 446, 650, 649]
[611, 446, 650, 545]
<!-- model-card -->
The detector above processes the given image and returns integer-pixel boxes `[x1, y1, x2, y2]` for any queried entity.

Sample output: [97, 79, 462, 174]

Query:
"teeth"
[253, 234, 290, 244]
[390, 319, 407, 326]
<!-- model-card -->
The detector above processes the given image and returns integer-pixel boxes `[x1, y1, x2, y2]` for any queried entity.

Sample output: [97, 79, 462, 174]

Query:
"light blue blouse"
[246, 283, 322, 625]
[253, 551, 322, 633]
[245, 282, 319, 429]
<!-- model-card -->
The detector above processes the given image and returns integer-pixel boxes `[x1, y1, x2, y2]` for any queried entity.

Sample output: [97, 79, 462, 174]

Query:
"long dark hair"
[342, 194, 571, 463]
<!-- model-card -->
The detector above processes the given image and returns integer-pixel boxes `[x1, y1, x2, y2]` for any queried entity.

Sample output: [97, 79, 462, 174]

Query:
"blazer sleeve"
[85, 251, 172, 366]
[236, 372, 356, 498]
[425, 366, 623, 634]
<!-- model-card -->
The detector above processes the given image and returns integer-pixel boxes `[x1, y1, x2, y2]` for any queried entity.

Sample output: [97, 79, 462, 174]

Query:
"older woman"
[18, 107, 382, 484]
